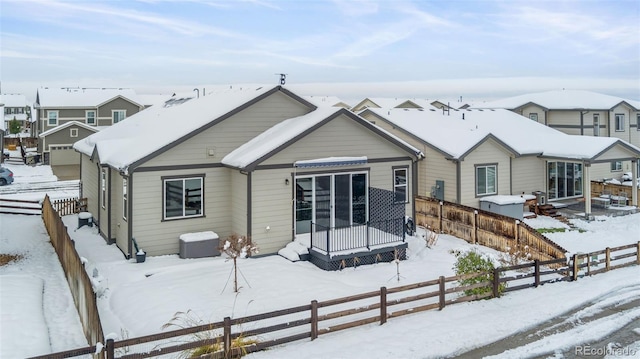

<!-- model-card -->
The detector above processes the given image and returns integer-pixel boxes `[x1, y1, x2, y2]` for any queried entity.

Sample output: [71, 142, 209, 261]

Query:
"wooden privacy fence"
[414, 196, 567, 262]
[40, 195, 104, 358]
[30, 240, 639, 359]
[590, 180, 639, 203]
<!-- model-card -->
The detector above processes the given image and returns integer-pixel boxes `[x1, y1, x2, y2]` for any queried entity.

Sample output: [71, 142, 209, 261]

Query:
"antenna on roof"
[275, 73, 287, 85]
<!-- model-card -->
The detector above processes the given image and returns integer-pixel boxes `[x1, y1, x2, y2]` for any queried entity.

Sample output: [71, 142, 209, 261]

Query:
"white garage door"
[49, 145, 80, 166]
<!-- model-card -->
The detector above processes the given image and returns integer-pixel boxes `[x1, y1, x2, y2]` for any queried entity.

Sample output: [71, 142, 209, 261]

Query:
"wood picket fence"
[29, 239, 640, 359]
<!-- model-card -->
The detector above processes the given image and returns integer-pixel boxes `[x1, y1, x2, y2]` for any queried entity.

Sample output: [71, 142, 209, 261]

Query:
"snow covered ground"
[0, 162, 639, 359]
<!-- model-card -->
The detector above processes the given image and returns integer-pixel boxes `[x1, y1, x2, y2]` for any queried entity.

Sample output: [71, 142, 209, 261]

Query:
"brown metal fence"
[415, 196, 567, 261]
[40, 195, 104, 357]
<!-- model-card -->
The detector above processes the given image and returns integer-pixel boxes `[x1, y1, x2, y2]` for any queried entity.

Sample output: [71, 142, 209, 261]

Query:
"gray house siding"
[97, 97, 143, 125]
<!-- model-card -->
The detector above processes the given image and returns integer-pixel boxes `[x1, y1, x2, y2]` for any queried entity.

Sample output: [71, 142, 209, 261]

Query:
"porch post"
[584, 163, 592, 219]
[632, 159, 638, 207]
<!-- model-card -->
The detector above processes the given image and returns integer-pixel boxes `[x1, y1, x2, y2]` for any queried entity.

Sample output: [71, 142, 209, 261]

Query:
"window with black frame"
[394, 168, 407, 203]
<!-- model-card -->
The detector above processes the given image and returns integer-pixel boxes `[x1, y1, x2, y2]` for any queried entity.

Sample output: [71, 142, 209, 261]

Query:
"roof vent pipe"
[203, 88, 205, 96]
[193, 88, 199, 98]
[462, 113, 465, 120]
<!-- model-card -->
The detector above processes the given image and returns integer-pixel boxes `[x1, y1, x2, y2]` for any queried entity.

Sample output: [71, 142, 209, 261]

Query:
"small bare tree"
[219, 234, 258, 293]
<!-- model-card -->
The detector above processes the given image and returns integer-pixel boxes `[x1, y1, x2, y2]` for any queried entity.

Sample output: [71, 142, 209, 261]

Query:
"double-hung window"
[393, 168, 408, 203]
[112, 110, 126, 124]
[122, 178, 128, 220]
[48, 111, 58, 126]
[86, 110, 96, 125]
[615, 114, 625, 132]
[636, 114, 640, 131]
[101, 168, 107, 209]
[163, 176, 203, 220]
[593, 114, 600, 136]
[476, 165, 497, 196]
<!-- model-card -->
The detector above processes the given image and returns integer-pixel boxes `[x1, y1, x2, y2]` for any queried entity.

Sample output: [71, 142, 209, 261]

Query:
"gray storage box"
[179, 231, 220, 259]
[479, 195, 525, 220]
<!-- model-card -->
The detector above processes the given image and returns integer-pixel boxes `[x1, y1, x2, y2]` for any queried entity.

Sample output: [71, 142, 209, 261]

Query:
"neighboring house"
[475, 90, 640, 180]
[38, 121, 99, 167]
[0, 94, 31, 135]
[33, 87, 145, 166]
[73, 86, 423, 269]
[350, 97, 433, 112]
[359, 107, 639, 217]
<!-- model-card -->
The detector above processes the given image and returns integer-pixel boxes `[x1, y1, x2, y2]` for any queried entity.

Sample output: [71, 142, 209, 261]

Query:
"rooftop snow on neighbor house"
[476, 89, 640, 110]
[365, 107, 640, 160]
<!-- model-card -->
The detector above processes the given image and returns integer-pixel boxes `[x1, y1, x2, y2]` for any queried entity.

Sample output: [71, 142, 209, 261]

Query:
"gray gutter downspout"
[580, 110, 589, 135]
[127, 172, 133, 260]
[412, 159, 418, 222]
[509, 157, 513, 194]
[96, 163, 101, 236]
[247, 171, 252, 240]
[456, 160, 461, 204]
[107, 167, 112, 246]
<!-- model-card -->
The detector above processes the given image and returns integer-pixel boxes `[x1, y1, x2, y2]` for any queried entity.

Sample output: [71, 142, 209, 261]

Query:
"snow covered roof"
[0, 94, 30, 108]
[39, 121, 99, 138]
[74, 85, 279, 171]
[476, 90, 640, 111]
[363, 108, 640, 161]
[222, 108, 422, 170]
[36, 87, 143, 108]
[301, 95, 349, 108]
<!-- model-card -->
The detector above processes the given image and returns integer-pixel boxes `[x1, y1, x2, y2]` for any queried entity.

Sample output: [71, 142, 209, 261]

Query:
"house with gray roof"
[74, 85, 423, 269]
[475, 90, 640, 181]
[359, 107, 639, 218]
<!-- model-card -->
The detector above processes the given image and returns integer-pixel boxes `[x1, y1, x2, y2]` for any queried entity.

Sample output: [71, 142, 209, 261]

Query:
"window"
[47, 111, 58, 126]
[615, 114, 625, 132]
[476, 165, 497, 196]
[70, 128, 78, 137]
[112, 110, 126, 124]
[636, 114, 640, 131]
[547, 161, 582, 199]
[611, 161, 623, 171]
[163, 177, 203, 219]
[86, 110, 96, 125]
[593, 114, 600, 136]
[529, 113, 538, 122]
[393, 168, 408, 203]
[101, 168, 107, 209]
[123, 178, 128, 220]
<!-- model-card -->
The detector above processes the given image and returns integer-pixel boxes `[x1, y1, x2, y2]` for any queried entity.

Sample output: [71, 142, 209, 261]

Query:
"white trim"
[112, 109, 126, 124]
[47, 110, 58, 126]
[85, 110, 96, 125]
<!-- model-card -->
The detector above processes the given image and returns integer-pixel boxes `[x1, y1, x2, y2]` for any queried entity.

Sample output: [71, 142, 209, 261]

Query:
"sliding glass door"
[295, 172, 368, 234]
[547, 161, 583, 200]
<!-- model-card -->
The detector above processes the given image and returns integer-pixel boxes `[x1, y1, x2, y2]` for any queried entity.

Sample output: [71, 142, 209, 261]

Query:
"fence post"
[605, 247, 611, 271]
[223, 317, 231, 356]
[438, 201, 443, 233]
[572, 254, 579, 281]
[534, 260, 540, 287]
[438, 276, 445, 309]
[105, 338, 114, 359]
[310, 300, 318, 340]
[380, 287, 387, 324]
[492, 269, 500, 298]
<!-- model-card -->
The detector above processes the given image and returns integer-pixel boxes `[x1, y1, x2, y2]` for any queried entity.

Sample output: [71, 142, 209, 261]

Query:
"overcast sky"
[1, 0, 639, 102]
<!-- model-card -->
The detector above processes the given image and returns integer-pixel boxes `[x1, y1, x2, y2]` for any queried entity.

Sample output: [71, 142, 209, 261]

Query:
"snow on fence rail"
[0, 197, 41, 215]
[28, 241, 639, 359]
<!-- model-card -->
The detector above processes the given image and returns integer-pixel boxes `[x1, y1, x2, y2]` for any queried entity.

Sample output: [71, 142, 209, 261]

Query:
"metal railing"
[311, 218, 405, 253]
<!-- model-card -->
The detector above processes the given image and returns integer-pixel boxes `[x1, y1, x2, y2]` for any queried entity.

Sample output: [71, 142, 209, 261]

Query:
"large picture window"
[393, 168, 407, 203]
[547, 161, 582, 200]
[476, 165, 497, 196]
[163, 177, 203, 219]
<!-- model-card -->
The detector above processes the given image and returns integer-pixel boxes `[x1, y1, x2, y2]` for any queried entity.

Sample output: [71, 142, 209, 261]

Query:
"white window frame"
[112, 110, 126, 124]
[101, 168, 107, 209]
[611, 161, 623, 172]
[476, 164, 497, 196]
[636, 114, 640, 131]
[86, 110, 96, 125]
[529, 113, 538, 122]
[163, 176, 204, 220]
[615, 113, 625, 132]
[393, 167, 408, 203]
[123, 178, 128, 220]
[593, 114, 600, 136]
[70, 128, 78, 137]
[47, 111, 58, 126]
